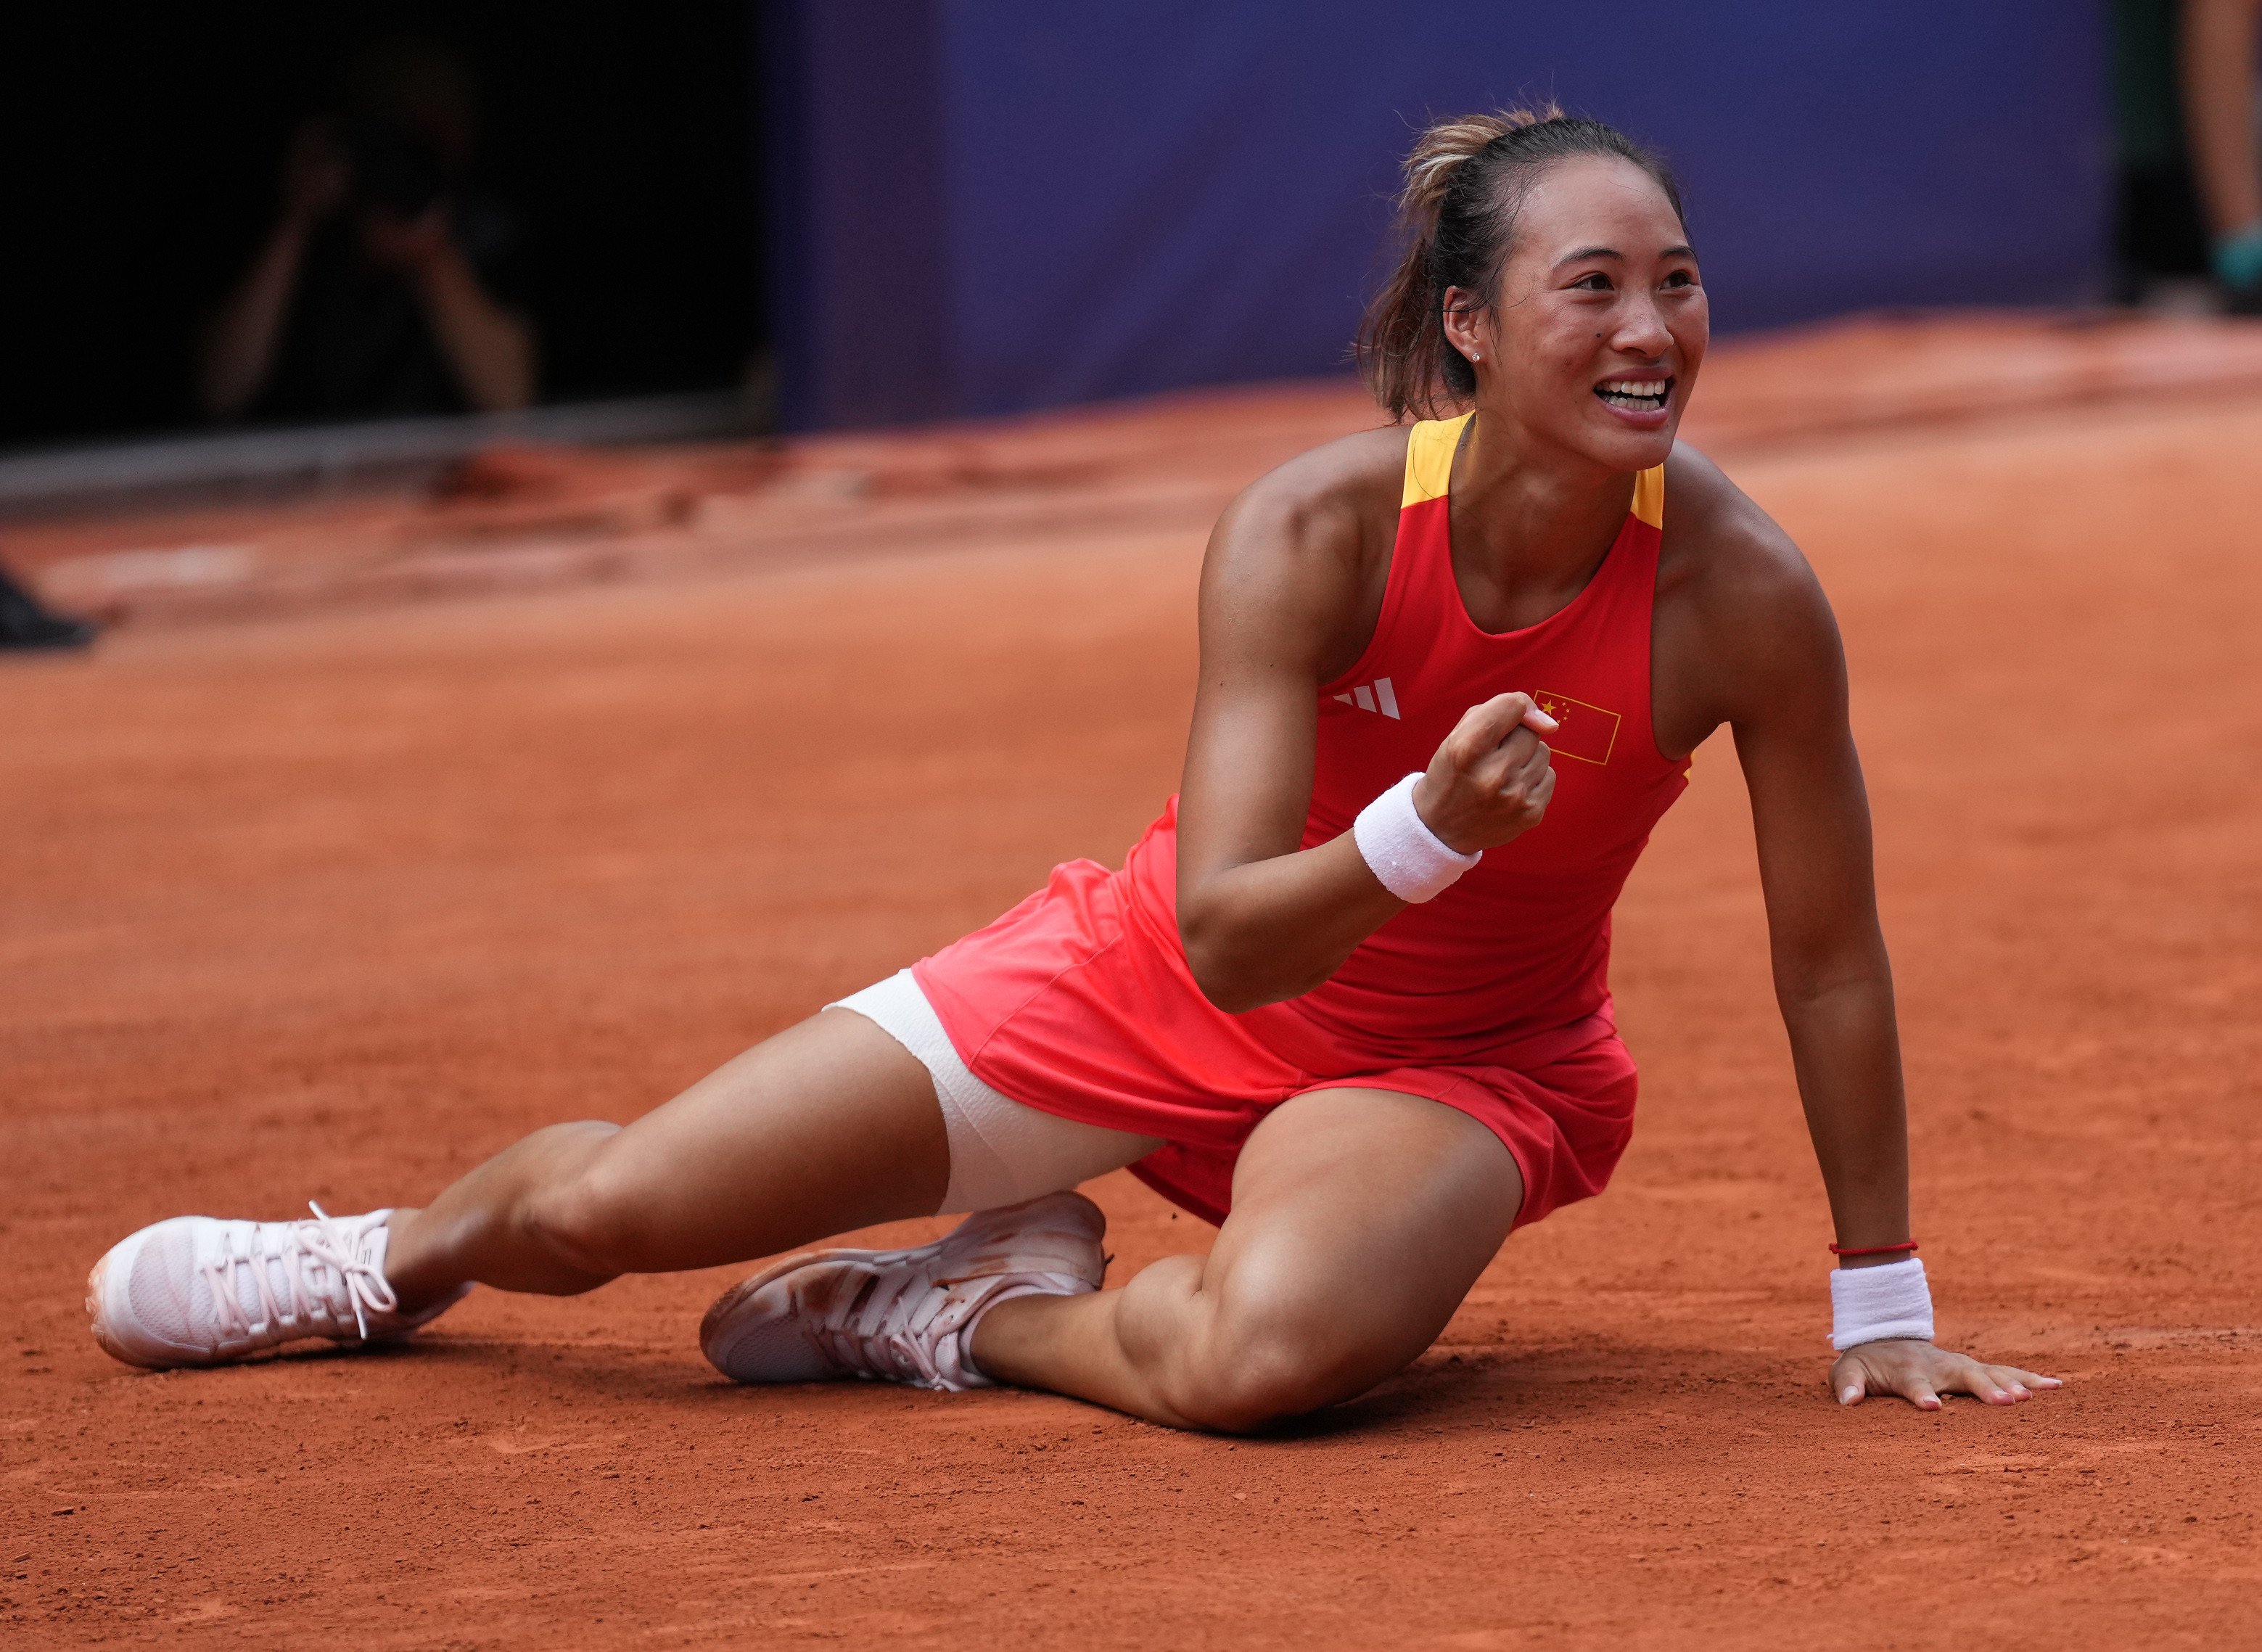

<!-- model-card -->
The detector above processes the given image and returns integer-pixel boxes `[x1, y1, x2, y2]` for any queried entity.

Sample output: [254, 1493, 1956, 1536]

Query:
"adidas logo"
[1331, 677, 1400, 719]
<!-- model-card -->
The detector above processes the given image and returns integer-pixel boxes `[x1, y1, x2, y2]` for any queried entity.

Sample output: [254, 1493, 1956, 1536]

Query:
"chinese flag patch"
[1533, 691, 1620, 765]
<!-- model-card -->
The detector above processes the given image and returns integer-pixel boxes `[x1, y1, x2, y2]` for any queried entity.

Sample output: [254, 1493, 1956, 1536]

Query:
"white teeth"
[1597, 379, 1666, 407]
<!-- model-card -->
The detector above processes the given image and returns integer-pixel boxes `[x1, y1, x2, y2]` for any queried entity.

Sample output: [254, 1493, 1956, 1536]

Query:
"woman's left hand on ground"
[1830, 1338, 2062, 1410]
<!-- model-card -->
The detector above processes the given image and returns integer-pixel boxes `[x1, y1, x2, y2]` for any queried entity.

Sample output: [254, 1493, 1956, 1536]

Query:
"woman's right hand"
[1412, 692, 1560, 855]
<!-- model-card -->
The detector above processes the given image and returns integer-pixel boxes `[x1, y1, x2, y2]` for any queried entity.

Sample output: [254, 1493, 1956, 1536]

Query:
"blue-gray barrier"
[763, 2, 2108, 430]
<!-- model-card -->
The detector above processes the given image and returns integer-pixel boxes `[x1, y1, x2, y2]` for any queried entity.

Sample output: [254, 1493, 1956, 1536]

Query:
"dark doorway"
[1, 4, 762, 449]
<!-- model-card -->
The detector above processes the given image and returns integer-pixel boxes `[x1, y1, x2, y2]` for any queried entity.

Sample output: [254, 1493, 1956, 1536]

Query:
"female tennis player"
[88, 109, 2058, 1430]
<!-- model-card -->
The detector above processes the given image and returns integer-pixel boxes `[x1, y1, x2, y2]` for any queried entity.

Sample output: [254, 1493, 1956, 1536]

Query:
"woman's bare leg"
[971, 1088, 1523, 1431]
[382, 1011, 950, 1312]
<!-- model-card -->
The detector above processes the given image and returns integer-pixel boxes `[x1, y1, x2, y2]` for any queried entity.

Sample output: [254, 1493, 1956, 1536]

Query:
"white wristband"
[1829, 1257, 1934, 1351]
[1353, 773, 1481, 903]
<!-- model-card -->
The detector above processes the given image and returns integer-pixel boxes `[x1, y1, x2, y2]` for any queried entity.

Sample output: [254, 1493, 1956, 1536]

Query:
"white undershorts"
[826, 969, 1163, 1215]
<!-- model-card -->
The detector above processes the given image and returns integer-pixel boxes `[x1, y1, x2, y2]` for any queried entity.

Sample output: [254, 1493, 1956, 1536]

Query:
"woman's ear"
[1439, 284, 1486, 365]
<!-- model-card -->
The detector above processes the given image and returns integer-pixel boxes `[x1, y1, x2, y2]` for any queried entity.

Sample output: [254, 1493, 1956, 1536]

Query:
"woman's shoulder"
[1653, 442, 1846, 742]
[1197, 424, 1412, 662]
[1232, 423, 1410, 528]
[1206, 424, 1408, 577]
[1658, 440, 1827, 619]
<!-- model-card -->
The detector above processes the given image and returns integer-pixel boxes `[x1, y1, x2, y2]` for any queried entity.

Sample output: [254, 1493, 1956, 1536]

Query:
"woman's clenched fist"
[1411, 692, 1560, 854]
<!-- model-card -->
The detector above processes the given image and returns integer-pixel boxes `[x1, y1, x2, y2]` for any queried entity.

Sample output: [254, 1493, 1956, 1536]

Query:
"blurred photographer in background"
[198, 38, 536, 422]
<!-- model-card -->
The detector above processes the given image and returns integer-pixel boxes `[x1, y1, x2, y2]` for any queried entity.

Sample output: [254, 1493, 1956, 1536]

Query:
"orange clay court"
[2, 317, 2258, 1647]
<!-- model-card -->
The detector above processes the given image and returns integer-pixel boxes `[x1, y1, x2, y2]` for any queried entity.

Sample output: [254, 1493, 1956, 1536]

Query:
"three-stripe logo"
[1331, 677, 1400, 719]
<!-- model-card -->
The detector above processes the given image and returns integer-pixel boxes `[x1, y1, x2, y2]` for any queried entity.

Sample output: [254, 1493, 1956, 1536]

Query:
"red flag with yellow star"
[1534, 691, 1621, 766]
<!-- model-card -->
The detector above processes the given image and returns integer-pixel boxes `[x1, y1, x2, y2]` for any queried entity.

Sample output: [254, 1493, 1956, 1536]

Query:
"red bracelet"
[1828, 1239, 1919, 1257]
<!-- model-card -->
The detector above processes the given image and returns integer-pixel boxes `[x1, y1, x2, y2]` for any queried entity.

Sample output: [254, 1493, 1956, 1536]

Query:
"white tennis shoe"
[699, 1191, 1106, 1392]
[87, 1204, 468, 1369]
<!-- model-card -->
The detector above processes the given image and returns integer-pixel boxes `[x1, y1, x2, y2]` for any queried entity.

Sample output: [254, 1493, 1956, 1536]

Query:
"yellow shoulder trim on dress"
[1400, 412, 1473, 509]
[1632, 464, 1665, 530]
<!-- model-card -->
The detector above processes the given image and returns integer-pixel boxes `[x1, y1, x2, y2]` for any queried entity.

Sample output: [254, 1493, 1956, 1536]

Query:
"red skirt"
[913, 837, 1639, 1230]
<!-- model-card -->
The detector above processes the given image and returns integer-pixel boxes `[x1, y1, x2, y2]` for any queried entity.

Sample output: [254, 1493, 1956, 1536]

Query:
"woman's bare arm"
[1175, 435, 1555, 1011]
[1716, 543, 1913, 1254]
[1174, 443, 1397, 1010]
[1675, 464, 2057, 1408]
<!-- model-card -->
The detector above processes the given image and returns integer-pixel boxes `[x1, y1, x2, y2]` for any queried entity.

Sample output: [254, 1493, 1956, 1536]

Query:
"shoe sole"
[698, 1192, 1108, 1372]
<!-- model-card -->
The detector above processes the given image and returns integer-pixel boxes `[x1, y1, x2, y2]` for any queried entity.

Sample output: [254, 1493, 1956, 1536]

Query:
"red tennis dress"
[915, 414, 1691, 1227]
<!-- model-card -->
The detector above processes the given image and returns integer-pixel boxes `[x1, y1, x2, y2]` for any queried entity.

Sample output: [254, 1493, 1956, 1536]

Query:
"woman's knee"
[516, 1122, 649, 1277]
[1164, 1290, 1402, 1435]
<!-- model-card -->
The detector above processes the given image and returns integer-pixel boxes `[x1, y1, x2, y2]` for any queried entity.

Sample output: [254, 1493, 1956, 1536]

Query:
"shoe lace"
[203, 1202, 400, 1342]
[800, 1258, 1089, 1390]
[807, 1266, 945, 1386]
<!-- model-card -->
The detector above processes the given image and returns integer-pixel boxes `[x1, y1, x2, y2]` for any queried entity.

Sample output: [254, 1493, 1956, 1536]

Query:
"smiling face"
[1441, 154, 1708, 472]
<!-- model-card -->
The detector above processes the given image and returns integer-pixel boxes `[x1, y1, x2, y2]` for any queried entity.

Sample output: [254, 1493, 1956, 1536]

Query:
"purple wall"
[765, 2, 2110, 429]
